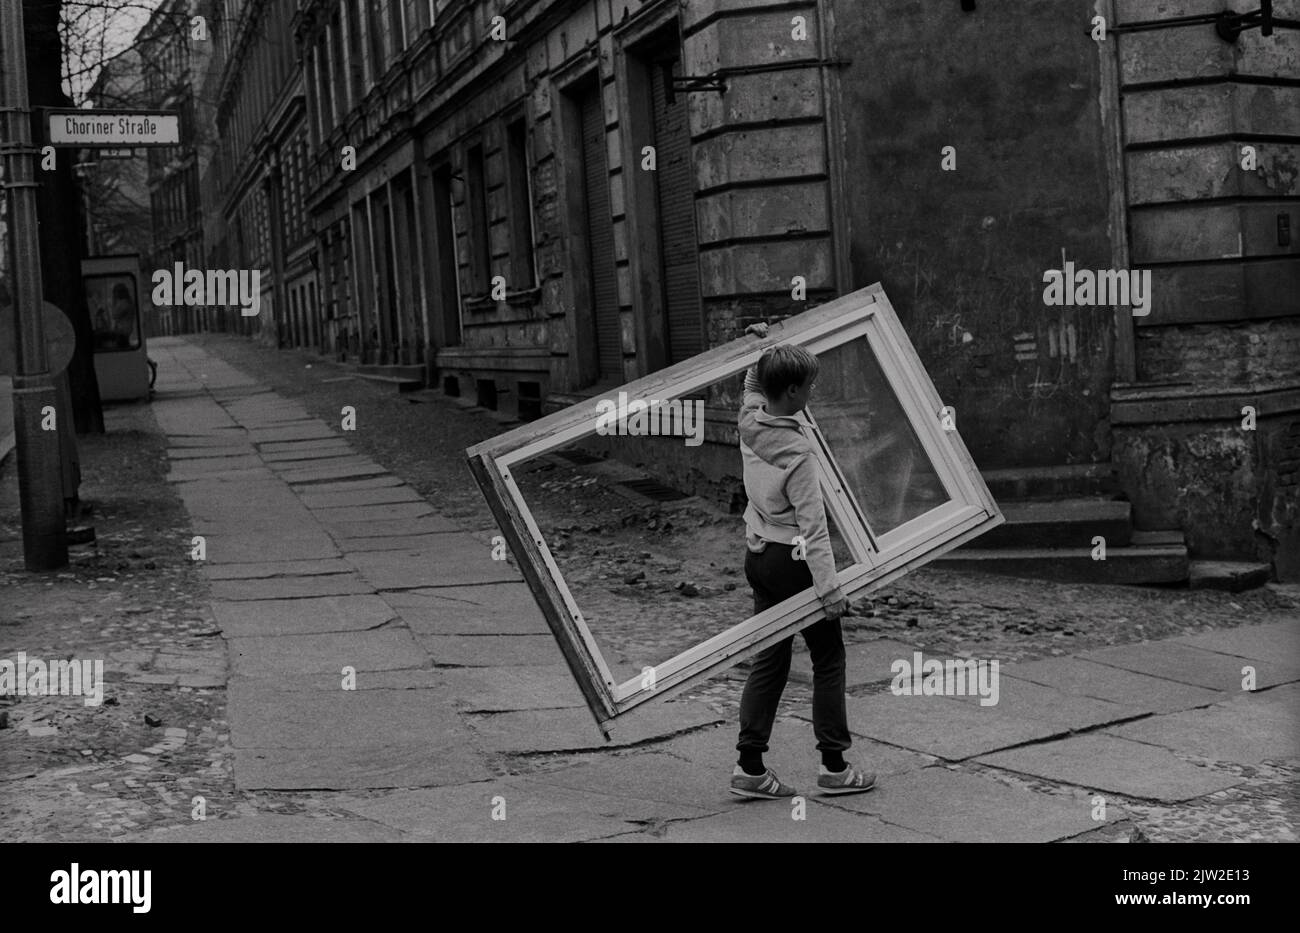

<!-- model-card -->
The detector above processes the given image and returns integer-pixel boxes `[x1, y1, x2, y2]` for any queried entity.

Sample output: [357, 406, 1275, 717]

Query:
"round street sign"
[0, 301, 77, 376]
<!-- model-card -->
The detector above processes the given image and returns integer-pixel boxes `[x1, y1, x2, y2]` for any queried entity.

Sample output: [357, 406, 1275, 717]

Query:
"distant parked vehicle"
[84, 254, 151, 401]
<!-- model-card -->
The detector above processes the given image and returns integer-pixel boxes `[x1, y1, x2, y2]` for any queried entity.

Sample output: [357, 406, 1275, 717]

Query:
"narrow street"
[2, 335, 1296, 842]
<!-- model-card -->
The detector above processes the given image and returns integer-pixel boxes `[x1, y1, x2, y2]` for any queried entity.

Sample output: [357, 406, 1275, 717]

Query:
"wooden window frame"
[466, 284, 1004, 733]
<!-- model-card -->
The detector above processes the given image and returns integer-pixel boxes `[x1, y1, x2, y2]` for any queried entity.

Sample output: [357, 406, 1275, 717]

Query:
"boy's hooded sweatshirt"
[739, 365, 843, 604]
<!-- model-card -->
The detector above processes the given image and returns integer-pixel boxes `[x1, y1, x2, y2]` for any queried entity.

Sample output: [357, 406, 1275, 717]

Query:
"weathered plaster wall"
[830, 0, 1116, 470]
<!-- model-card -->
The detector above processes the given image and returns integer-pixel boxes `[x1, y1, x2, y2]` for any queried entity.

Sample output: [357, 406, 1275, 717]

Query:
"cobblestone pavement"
[2, 333, 1296, 842]
[1, 400, 235, 839]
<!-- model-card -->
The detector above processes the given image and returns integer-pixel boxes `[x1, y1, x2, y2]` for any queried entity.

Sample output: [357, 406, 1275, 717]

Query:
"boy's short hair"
[756, 344, 819, 400]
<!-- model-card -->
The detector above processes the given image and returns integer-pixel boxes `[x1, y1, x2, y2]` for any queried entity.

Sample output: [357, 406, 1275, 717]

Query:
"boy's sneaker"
[817, 763, 876, 795]
[730, 765, 797, 800]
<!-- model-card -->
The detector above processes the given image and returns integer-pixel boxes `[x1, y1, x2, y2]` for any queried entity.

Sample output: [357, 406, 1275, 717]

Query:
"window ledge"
[464, 286, 541, 311]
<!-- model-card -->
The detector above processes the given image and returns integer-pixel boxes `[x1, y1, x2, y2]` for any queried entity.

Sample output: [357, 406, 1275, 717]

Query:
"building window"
[313, 43, 330, 138]
[346, 0, 366, 103]
[465, 142, 490, 297]
[505, 117, 536, 290]
[388, 0, 406, 56]
[330, 10, 347, 118]
[306, 47, 320, 142]
[367, 0, 387, 83]
[404, 0, 426, 36]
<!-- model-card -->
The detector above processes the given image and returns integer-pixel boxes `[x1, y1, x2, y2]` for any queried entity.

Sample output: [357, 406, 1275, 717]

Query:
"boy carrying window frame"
[729, 322, 876, 799]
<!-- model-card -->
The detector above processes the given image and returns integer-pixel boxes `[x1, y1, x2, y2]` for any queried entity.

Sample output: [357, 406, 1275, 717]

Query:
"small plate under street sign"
[45, 109, 180, 148]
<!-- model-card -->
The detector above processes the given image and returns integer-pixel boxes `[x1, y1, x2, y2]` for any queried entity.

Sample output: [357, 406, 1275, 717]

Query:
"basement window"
[516, 380, 542, 421]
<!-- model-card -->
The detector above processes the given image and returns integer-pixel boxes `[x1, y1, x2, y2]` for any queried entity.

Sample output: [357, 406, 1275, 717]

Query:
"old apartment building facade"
[197, 0, 1297, 577]
[201, 0, 315, 346]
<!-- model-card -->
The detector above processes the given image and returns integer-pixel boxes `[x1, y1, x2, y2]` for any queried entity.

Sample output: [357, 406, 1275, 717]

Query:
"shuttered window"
[466, 143, 491, 296]
[580, 82, 622, 381]
[650, 56, 703, 363]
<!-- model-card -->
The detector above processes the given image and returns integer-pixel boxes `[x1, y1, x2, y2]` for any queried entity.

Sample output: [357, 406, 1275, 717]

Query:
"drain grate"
[619, 478, 689, 502]
[554, 448, 603, 465]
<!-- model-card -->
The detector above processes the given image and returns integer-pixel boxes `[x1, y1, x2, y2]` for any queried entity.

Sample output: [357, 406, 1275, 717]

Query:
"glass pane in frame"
[813, 338, 951, 536]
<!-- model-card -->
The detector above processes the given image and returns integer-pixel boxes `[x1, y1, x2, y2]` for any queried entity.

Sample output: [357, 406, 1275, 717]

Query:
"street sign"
[44, 109, 179, 148]
[0, 301, 77, 376]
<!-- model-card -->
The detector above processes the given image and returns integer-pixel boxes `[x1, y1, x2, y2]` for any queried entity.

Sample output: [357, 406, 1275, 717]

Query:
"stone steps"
[976, 497, 1134, 549]
[353, 370, 424, 392]
[933, 541, 1190, 585]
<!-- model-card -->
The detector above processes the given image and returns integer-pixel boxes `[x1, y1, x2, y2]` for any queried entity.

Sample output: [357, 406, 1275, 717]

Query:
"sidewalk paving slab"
[324, 515, 462, 537]
[1078, 641, 1300, 692]
[385, 583, 550, 635]
[258, 438, 354, 454]
[661, 800, 940, 843]
[211, 594, 398, 636]
[165, 432, 251, 448]
[118, 814, 409, 843]
[813, 692, 1067, 761]
[1171, 621, 1300, 665]
[941, 676, 1147, 730]
[284, 474, 405, 494]
[166, 445, 254, 459]
[790, 638, 919, 688]
[259, 447, 357, 464]
[168, 467, 275, 485]
[229, 682, 468, 749]
[192, 532, 341, 563]
[974, 733, 1243, 802]
[247, 424, 340, 444]
[1001, 656, 1226, 714]
[229, 628, 427, 678]
[348, 545, 520, 590]
[817, 765, 1104, 842]
[221, 406, 312, 423]
[333, 779, 678, 842]
[165, 455, 267, 476]
[267, 453, 375, 472]
[525, 750, 768, 815]
[298, 486, 425, 510]
[417, 633, 567, 667]
[175, 482, 310, 520]
[1103, 683, 1300, 765]
[234, 742, 491, 791]
[309, 502, 434, 523]
[153, 402, 241, 434]
[231, 669, 447, 693]
[347, 545, 520, 590]
[210, 572, 375, 601]
[200, 558, 357, 580]
[466, 702, 725, 754]
[277, 463, 390, 485]
[333, 533, 468, 553]
[437, 665, 587, 711]
[652, 718, 936, 778]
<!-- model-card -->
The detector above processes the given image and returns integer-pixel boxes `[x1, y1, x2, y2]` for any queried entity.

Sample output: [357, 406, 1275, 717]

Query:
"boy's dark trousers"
[737, 543, 851, 759]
